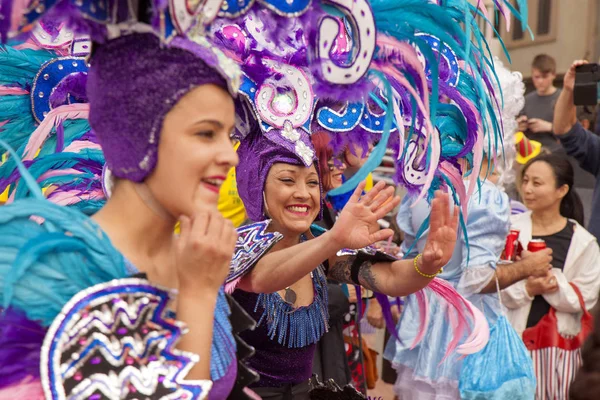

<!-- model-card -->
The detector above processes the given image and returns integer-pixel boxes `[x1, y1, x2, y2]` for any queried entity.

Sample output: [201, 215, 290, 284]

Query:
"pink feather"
[374, 65, 437, 204]
[22, 104, 90, 161]
[9, 0, 31, 32]
[13, 40, 42, 51]
[0, 377, 44, 400]
[38, 168, 82, 181]
[0, 86, 28, 95]
[63, 140, 101, 152]
[442, 299, 463, 363]
[49, 189, 104, 205]
[376, 36, 432, 166]
[426, 278, 490, 359]
[391, 90, 405, 154]
[456, 301, 490, 355]
[411, 289, 429, 349]
[376, 36, 430, 116]
[224, 277, 242, 294]
[475, 0, 489, 21]
[244, 388, 262, 400]
[439, 161, 468, 218]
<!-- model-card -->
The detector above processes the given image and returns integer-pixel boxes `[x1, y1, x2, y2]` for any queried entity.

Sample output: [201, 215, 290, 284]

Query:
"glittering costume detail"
[254, 265, 329, 348]
[227, 220, 283, 286]
[210, 288, 236, 382]
[40, 278, 212, 399]
[0, 37, 103, 214]
[309, 374, 366, 399]
[0, 197, 252, 399]
[30, 56, 88, 123]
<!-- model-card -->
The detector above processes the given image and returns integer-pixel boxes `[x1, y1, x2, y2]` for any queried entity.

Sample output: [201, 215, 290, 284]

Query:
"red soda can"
[528, 239, 546, 252]
[502, 229, 521, 261]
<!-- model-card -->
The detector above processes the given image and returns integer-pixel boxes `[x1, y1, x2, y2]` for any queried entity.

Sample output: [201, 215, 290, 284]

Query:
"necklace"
[283, 271, 314, 306]
[283, 233, 308, 307]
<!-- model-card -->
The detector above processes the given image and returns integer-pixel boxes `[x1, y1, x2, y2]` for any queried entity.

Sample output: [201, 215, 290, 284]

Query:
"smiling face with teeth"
[264, 163, 321, 236]
[144, 84, 239, 218]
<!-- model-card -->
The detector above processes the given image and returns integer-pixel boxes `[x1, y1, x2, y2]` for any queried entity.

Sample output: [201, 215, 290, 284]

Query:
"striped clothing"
[530, 347, 582, 400]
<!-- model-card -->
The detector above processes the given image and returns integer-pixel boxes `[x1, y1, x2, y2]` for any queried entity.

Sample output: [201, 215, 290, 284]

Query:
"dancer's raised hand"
[330, 181, 401, 250]
[419, 191, 459, 275]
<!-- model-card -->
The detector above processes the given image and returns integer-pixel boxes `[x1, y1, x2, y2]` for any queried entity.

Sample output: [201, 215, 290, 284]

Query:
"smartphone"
[574, 63, 600, 106]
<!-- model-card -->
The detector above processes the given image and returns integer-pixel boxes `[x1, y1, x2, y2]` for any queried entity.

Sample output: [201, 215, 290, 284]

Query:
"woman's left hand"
[419, 191, 459, 275]
[330, 181, 401, 249]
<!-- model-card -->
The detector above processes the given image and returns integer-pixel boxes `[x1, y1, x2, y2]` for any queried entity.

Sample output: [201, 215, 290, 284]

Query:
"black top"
[526, 221, 575, 328]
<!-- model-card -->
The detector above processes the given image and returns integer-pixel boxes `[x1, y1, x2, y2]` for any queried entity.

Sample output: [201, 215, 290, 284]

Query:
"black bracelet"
[350, 254, 365, 285]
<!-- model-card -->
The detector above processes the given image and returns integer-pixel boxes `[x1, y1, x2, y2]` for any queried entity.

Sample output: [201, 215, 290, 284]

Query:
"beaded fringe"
[210, 288, 236, 380]
[254, 266, 329, 348]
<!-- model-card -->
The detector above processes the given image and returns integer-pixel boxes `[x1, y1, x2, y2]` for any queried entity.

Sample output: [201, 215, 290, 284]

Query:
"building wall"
[493, 0, 596, 78]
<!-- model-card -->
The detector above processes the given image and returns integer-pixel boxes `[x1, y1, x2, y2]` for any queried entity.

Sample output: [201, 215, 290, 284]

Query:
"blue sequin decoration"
[258, 0, 312, 17]
[254, 265, 329, 348]
[31, 56, 88, 123]
[415, 33, 461, 87]
[316, 93, 400, 134]
[211, 288, 236, 380]
[316, 102, 364, 132]
[220, 0, 312, 18]
[219, 0, 256, 18]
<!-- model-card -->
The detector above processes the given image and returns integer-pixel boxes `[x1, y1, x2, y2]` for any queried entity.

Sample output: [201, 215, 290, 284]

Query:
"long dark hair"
[311, 131, 335, 192]
[521, 153, 585, 225]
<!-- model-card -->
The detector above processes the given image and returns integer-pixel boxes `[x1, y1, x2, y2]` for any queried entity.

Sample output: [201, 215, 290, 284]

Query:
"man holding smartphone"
[517, 54, 562, 152]
[553, 60, 600, 242]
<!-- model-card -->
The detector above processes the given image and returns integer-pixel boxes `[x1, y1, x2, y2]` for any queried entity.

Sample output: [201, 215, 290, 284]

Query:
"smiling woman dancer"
[0, 31, 254, 400]
[221, 128, 459, 399]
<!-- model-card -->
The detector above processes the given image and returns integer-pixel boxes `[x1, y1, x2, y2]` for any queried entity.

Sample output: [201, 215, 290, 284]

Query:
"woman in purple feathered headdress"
[0, 30, 258, 400]
[217, 119, 463, 397]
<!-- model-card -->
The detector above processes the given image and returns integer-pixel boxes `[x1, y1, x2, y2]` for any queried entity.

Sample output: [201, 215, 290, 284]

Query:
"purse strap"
[568, 282, 589, 314]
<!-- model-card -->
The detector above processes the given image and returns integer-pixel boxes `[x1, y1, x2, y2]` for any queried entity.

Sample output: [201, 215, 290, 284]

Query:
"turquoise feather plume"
[0, 199, 127, 327]
[0, 46, 55, 152]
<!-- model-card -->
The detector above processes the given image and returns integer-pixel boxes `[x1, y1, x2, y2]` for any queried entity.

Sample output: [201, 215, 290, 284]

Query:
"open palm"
[330, 181, 401, 249]
[420, 191, 459, 275]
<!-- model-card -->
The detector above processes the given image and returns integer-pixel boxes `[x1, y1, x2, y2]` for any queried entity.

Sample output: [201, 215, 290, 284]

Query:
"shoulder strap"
[568, 282, 588, 312]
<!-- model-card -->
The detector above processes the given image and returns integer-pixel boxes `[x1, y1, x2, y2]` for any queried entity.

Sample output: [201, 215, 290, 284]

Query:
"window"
[498, 0, 559, 48]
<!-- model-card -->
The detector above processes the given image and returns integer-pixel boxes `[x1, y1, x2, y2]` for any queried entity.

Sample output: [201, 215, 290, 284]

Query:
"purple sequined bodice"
[233, 290, 316, 387]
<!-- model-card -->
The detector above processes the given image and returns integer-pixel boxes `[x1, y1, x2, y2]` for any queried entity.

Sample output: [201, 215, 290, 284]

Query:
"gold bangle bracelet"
[413, 254, 443, 279]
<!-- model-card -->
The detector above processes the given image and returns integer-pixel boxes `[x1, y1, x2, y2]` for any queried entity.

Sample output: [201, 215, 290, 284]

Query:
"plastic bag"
[459, 315, 536, 400]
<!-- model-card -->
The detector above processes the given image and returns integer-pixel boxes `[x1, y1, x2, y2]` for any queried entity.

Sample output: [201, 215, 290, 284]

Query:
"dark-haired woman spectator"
[502, 153, 600, 399]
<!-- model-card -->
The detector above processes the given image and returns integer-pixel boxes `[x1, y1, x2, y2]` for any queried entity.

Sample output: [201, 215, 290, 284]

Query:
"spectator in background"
[502, 153, 600, 399]
[553, 60, 600, 242]
[517, 54, 562, 152]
